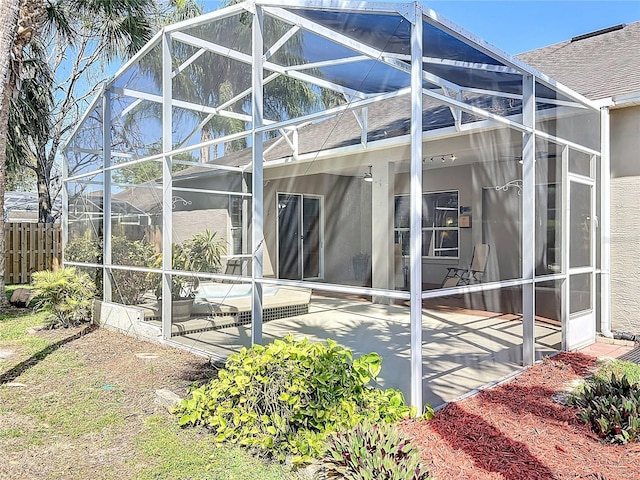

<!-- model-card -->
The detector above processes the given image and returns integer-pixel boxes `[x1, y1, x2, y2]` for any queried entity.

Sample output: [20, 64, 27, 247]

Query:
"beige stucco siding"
[609, 106, 640, 333]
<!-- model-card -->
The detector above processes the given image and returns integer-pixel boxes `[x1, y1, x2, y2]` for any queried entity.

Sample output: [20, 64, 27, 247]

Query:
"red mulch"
[400, 352, 640, 480]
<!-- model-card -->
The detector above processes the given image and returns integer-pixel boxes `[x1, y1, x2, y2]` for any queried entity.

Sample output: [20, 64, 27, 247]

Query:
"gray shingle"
[517, 21, 640, 100]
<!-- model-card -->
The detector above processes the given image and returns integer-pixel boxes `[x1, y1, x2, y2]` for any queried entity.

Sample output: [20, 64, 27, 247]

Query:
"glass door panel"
[569, 182, 592, 269]
[278, 194, 301, 280]
[302, 197, 321, 279]
[278, 193, 323, 280]
[566, 180, 595, 350]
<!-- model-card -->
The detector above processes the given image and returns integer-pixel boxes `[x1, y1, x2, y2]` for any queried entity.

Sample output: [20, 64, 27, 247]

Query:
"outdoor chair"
[219, 258, 247, 283]
[224, 259, 243, 277]
[441, 244, 490, 288]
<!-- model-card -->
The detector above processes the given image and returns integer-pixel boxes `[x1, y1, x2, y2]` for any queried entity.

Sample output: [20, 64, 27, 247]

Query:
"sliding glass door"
[277, 193, 323, 280]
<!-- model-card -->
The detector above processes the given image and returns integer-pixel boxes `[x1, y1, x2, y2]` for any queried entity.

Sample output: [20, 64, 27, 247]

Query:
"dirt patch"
[401, 352, 640, 480]
[0, 325, 216, 480]
[0, 349, 14, 360]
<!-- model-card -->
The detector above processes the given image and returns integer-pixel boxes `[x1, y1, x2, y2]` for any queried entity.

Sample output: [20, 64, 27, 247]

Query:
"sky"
[424, 0, 640, 54]
[200, 0, 640, 55]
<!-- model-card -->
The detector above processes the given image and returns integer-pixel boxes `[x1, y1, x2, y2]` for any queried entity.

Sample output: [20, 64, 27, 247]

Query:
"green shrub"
[65, 233, 102, 264]
[569, 373, 640, 444]
[175, 336, 416, 464]
[111, 236, 157, 304]
[31, 267, 95, 328]
[595, 360, 640, 386]
[65, 233, 104, 295]
[65, 234, 158, 305]
[324, 422, 430, 480]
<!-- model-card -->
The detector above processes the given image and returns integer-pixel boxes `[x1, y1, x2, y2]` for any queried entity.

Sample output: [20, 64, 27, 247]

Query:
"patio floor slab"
[167, 295, 561, 408]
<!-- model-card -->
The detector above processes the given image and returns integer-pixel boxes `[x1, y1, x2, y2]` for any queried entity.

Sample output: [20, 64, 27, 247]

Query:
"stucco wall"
[263, 173, 371, 283]
[609, 105, 640, 334]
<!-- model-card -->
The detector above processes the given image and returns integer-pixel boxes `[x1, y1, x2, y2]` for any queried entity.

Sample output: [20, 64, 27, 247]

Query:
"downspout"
[599, 106, 613, 338]
[599, 93, 640, 340]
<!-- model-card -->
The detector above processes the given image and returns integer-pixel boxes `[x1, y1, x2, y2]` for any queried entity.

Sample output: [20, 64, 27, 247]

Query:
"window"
[229, 196, 243, 255]
[394, 191, 459, 258]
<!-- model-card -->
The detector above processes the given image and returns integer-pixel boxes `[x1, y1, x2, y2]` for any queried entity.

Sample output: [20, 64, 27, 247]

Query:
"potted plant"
[155, 230, 226, 322]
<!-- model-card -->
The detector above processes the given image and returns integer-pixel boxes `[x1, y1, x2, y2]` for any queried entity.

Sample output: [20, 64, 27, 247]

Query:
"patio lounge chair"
[441, 244, 490, 288]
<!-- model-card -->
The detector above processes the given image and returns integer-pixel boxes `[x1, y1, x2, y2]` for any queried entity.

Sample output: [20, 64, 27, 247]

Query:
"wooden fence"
[4, 223, 62, 284]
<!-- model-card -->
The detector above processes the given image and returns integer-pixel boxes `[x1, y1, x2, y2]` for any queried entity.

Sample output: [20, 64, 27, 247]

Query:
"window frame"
[394, 189, 460, 259]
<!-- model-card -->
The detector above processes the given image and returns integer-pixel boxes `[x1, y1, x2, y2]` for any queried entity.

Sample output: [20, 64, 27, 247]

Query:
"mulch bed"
[401, 352, 640, 480]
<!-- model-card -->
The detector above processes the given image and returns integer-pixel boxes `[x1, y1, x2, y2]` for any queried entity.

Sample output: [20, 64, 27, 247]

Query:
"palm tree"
[0, 0, 156, 306]
[0, 0, 35, 306]
[7, 40, 55, 221]
[127, 0, 322, 166]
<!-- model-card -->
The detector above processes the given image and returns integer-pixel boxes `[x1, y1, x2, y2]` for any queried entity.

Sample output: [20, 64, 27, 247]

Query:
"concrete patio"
[168, 293, 561, 408]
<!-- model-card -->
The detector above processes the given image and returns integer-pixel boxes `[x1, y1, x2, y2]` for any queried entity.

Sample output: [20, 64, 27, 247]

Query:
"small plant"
[324, 422, 430, 480]
[31, 267, 95, 328]
[175, 336, 416, 464]
[154, 230, 226, 299]
[569, 373, 640, 444]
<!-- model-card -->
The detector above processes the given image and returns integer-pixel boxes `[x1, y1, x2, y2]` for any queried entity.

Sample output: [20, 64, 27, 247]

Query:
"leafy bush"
[175, 336, 416, 464]
[65, 234, 158, 305]
[594, 360, 640, 386]
[569, 373, 640, 444]
[31, 267, 95, 328]
[111, 236, 157, 304]
[65, 233, 104, 295]
[179, 229, 226, 274]
[324, 422, 430, 480]
[65, 233, 102, 263]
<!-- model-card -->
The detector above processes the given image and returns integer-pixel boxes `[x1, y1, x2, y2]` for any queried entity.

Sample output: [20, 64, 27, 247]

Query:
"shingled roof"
[517, 21, 640, 101]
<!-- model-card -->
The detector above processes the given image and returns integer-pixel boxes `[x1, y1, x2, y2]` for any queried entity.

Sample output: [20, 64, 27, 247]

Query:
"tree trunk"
[37, 173, 53, 223]
[200, 127, 212, 163]
[0, 0, 22, 307]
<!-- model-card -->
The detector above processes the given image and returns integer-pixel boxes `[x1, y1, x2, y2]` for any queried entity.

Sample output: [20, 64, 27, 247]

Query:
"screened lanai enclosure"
[62, 1, 605, 410]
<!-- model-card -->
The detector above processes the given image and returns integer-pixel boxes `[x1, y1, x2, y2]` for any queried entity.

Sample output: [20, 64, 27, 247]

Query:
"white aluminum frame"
[60, 0, 605, 414]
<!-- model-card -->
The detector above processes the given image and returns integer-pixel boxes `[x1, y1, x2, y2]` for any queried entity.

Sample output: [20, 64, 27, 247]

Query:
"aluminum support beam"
[420, 8, 599, 110]
[409, 8, 423, 413]
[170, 30, 367, 100]
[264, 6, 462, 93]
[61, 153, 69, 263]
[242, 175, 249, 277]
[599, 108, 612, 337]
[264, 25, 300, 61]
[521, 74, 535, 366]
[251, 6, 264, 345]
[561, 146, 569, 351]
[422, 87, 532, 134]
[113, 86, 255, 123]
[172, 48, 206, 78]
[61, 87, 105, 151]
[102, 89, 112, 302]
[161, 32, 173, 340]
[176, 73, 279, 149]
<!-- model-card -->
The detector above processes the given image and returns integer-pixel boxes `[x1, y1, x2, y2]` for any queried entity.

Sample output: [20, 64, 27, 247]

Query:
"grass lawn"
[0, 287, 300, 480]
